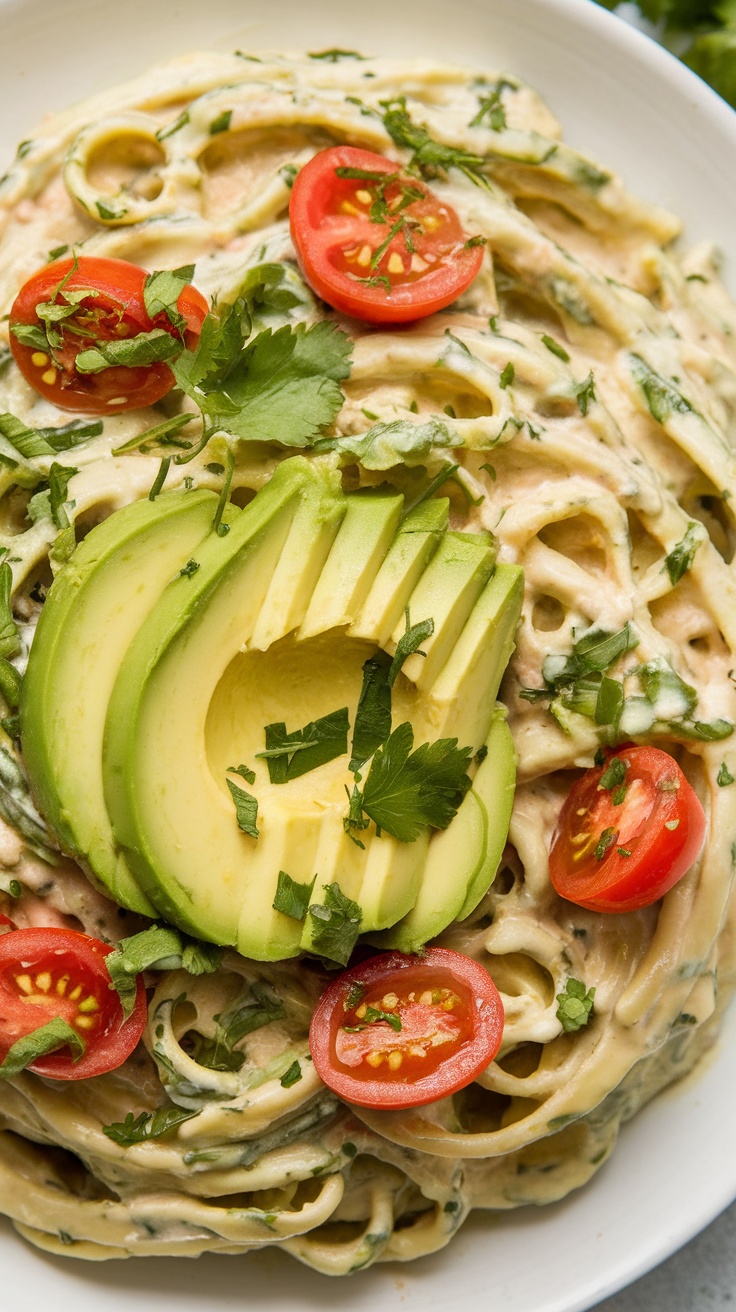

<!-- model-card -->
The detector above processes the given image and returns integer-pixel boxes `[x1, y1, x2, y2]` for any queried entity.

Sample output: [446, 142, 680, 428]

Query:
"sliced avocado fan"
[23, 455, 522, 961]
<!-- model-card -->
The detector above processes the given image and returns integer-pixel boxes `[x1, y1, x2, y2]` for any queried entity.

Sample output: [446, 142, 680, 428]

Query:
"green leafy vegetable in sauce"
[102, 1106, 200, 1146]
[556, 979, 595, 1033]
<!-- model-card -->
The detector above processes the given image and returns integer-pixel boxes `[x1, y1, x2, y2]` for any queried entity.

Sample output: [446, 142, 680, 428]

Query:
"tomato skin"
[549, 746, 706, 913]
[9, 256, 207, 414]
[309, 947, 504, 1110]
[0, 926, 146, 1079]
[289, 146, 484, 324]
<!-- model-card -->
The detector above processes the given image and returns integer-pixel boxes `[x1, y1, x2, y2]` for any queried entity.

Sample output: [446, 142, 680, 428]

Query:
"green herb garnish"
[556, 979, 595, 1033]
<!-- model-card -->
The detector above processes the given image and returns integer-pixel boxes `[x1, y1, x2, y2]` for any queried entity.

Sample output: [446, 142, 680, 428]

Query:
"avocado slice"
[390, 530, 497, 690]
[20, 489, 218, 915]
[103, 458, 346, 947]
[373, 709, 516, 954]
[299, 488, 404, 637]
[349, 498, 449, 646]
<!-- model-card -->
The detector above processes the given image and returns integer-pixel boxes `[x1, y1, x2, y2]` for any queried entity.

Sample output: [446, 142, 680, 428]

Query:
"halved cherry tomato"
[9, 256, 207, 414]
[0, 926, 146, 1079]
[549, 746, 706, 913]
[309, 947, 504, 1109]
[289, 146, 485, 324]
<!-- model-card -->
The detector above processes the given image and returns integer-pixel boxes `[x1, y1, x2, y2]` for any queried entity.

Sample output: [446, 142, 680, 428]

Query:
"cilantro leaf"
[196, 980, 286, 1071]
[227, 778, 259, 838]
[308, 881, 362, 965]
[75, 327, 181, 374]
[574, 371, 596, 415]
[272, 870, 316, 921]
[143, 264, 195, 332]
[349, 653, 392, 773]
[228, 762, 256, 785]
[258, 707, 349, 783]
[360, 721, 473, 842]
[541, 334, 570, 362]
[209, 110, 232, 135]
[0, 1017, 84, 1077]
[389, 613, 434, 686]
[542, 624, 639, 693]
[718, 762, 735, 786]
[318, 416, 455, 470]
[102, 1106, 199, 1146]
[556, 979, 595, 1033]
[343, 783, 370, 848]
[106, 925, 222, 1019]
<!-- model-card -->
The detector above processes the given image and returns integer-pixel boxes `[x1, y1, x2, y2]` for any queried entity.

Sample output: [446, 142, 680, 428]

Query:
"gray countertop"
[592, 1198, 736, 1310]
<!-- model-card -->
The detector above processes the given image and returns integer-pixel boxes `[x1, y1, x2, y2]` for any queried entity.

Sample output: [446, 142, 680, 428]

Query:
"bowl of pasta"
[0, 0, 735, 1310]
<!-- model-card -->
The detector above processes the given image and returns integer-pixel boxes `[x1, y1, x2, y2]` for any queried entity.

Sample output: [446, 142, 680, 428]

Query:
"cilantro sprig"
[102, 1106, 200, 1146]
[379, 97, 491, 188]
[352, 721, 473, 843]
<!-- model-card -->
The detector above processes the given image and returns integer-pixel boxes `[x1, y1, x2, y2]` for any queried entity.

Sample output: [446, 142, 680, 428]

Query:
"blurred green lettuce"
[595, 1, 736, 107]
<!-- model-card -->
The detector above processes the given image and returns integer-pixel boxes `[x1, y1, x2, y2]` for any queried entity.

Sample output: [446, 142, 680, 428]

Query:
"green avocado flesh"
[20, 489, 218, 915]
[24, 455, 523, 960]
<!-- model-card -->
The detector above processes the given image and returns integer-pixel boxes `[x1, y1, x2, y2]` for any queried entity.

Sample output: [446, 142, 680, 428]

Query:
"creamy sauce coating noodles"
[0, 50, 735, 1271]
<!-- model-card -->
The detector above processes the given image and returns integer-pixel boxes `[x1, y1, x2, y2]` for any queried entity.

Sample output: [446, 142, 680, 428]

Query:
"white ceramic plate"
[1, 1, 735, 1308]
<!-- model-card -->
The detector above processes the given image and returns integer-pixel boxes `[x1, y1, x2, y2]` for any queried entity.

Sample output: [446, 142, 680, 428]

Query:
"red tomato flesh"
[9, 256, 207, 414]
[309, 947, 504, 1109]
[0, 926, 146, 1079]
[549, 746, 706, 913]
[289, 146, 484, 324]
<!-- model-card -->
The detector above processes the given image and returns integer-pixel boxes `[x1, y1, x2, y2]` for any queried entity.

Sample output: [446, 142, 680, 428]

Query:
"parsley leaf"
[343, 783, 370, 848]
[308, 881, 362, 965]
[258, 707, 349, 783]
[359, 721, 473, 842]
[0, 1018, 84, 1077]
[227, 778, 259, 838]
[718, 762, 735, 787]
[556, 979, 595, 1033]
[102, 1106, 199, 1146]
[272, 870, 316, 921]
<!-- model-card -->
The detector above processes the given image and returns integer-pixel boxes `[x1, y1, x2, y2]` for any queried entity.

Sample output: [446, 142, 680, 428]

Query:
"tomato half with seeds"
[309, 947, 504, 1109]
[9, 256, 207, 414]
[289, 146, 485, 323]
[0, 927, 146, 1079]
[549, 746, 706, 913]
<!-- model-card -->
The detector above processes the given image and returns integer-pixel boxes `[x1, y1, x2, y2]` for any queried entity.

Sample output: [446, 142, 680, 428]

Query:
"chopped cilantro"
[209, 109, 232, 134]
[349, 653, 392, 773]
[343, 981, 366, 1012]
[227, 778, 259, 838]
[178, 559, 200, 579]
[379, 97, 490, 189]
[664, 522, 703, 586]
[258, 707, 349, 783]
[308, 882, 362, 965]
[272, 870, 316, 921]
[594, 827, 616, 861]
[499, 362, 515, 388]
[308, 48, 366, 61]
[388, 611, 434, 687]
[143, 265, 195, 333]
[598, 756, 626, 791]
[280, 1059, 302, 1088]
[718, 763, 735, 787]
[228, 762, 256, 785]
[629, 354, 693, 423]
[574, 371, 596, 415]
[541, 334, 570, 362]
[106, 925, 222, 1018]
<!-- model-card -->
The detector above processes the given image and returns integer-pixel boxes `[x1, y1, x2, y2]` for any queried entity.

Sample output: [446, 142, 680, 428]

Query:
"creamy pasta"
[0, 49, 734, 1273]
